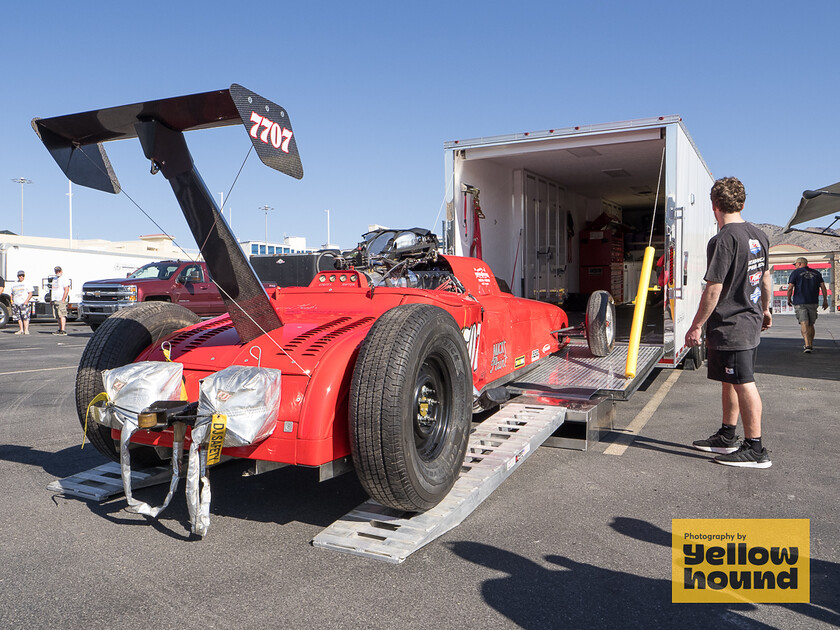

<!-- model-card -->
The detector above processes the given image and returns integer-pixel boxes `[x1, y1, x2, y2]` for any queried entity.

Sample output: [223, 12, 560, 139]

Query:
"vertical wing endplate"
[230, 83, 303, 180]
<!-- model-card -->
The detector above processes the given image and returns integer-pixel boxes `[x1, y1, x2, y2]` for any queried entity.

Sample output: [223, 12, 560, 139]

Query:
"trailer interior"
[447, 117, 714, 357]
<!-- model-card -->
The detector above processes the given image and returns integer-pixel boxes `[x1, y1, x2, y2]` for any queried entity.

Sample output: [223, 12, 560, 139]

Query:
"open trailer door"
[444, 116, 716, 370]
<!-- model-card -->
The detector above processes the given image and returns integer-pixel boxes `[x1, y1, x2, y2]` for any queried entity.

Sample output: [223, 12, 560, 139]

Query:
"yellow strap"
[83, 392, 110, 449]
[206, 414, 227, 466]
[162, 346, 189, 400]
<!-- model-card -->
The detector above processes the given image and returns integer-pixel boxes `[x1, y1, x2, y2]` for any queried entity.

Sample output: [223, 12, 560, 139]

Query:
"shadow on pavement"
[447, 540, 774, 629]
[4, 441, 370, 540]
[754, 337, 840, 382]
[610, 517, 840, 627]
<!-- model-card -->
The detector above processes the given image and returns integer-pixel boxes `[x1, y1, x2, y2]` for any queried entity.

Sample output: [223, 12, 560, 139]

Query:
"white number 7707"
[249, 112, 293, 153]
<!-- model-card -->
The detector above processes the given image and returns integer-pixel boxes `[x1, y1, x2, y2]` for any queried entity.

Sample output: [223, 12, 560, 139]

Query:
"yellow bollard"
[625, 246, 656, 378]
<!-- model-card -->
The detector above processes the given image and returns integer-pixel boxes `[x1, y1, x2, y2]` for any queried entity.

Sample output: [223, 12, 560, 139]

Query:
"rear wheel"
[683, 341, 705, 370]
[586, 290, 616, 357]
[350, 304, 472, 511]
[0, 302, 9, 329]
[75, 302, 200, 465]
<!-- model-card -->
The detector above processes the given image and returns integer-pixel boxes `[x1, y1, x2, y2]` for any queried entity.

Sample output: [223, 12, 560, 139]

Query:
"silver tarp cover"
[97, 362, 186, 518]
[197, 365, 282, 447]
[98, 361, 185, 429]
[187, 365, 282, 536]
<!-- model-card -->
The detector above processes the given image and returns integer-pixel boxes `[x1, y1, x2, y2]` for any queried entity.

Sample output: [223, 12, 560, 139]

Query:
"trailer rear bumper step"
[312, 400, 566, 563]
[47, 461, 171, 501]
[507, 340, 664, 401]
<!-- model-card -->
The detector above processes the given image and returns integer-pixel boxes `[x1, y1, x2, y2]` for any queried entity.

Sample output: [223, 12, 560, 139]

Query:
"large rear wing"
[32, 83, 303, 193]
[32, 84, 303, 343]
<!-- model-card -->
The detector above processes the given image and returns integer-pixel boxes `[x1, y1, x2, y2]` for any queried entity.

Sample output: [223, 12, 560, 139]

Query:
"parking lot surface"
[0, 316, 837, 629]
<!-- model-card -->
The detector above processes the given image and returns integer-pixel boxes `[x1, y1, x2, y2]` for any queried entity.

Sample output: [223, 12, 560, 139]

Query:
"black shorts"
[707, 347, 757, 384]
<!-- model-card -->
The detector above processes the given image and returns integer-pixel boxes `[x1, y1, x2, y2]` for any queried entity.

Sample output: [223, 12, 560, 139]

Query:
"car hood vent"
[285, 317, 352, 351]
[301, 317, 375, 357]
[164, 318, 237, 354]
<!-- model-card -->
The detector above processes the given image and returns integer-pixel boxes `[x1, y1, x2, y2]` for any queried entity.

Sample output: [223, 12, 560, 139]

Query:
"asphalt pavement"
[0, 315, 837, 629]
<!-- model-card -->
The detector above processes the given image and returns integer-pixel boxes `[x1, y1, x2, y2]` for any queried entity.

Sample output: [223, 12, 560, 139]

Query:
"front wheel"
[75, 302, 200, 465]
[586, 290, 616, 357]
[350, 304, 472, 512]
[0, 302, 9, 329]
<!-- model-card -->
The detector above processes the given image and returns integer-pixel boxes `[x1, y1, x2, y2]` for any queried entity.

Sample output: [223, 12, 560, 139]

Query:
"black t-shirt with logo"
[703, 222, 769, 351]
[788, 266, 823, 305]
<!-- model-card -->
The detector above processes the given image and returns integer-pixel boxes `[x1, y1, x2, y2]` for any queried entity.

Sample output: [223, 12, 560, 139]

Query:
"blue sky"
[2, 1, 839, 250]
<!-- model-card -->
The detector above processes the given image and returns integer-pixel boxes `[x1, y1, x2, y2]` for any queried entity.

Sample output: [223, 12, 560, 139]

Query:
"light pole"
[219, 192, 234, 230]
[67, 180, 73, 248]
[259, 205, 273, 249]
[325, 209, 331, 248]
[11, 177, 32, 235]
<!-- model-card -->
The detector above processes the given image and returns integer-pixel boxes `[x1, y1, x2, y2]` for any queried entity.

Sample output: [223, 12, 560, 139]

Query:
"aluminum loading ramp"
[47, 461, 171, 501]
[312, 400, 566, 563]
[507, 340, 664, 401]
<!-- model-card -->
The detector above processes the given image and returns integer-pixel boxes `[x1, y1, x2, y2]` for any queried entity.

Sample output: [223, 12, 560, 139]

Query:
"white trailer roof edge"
[444, 115, 683, 150]
[444, 114, 713, 180]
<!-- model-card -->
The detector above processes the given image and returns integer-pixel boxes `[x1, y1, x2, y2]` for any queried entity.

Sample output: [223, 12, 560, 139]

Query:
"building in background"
[768, 245, 837, 314]
[241, 236, 313, 256]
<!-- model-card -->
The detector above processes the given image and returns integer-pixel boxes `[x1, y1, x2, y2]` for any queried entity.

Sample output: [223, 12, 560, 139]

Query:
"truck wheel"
[0, 302, 9, 329]
[75, 302, 200, 465]
[683, 342, 705, 371]
[350, 304, 472, 512]
[586, 290, 616, 357]
[88, 322, 101, 332]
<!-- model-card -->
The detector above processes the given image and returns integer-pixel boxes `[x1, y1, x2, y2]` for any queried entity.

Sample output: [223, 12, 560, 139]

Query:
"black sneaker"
[804, 346, 812, 354]
[692, 431, 740, 454]
[714, 442, 772, 468]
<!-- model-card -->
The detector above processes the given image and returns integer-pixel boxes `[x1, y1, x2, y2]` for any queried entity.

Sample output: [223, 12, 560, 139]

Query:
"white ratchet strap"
[119, 418, 186, 518]
[186, 421, 212, 537]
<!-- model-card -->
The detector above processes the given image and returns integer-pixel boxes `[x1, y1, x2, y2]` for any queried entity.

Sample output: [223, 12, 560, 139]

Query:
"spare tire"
[350, 304, 472, 511]
[586, 290, 616, 357]
[75, 302, 200, 465]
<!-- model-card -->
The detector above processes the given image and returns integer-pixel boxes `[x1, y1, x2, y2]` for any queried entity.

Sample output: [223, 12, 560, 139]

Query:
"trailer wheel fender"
[585, 290, 616, 357]
[0, 301, 9, 329]
[75, 302, 200, 465]
[349, 304, 471, 512]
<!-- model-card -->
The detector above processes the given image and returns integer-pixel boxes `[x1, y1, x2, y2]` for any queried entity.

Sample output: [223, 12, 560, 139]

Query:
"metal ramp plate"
[312, 401, 566, 563]
[507, 340, 664, 401]
[47, 461, 171, 501]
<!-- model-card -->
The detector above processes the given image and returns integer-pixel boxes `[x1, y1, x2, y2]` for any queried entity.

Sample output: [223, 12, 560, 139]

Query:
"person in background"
[10, 271, 33, 335]
[52, 265, 71, 336]
[786, 256, 829, 353]
[685, 177, 773, 468]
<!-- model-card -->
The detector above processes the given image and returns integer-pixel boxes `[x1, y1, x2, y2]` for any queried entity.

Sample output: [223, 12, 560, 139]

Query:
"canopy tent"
[785, 182, 840, 232]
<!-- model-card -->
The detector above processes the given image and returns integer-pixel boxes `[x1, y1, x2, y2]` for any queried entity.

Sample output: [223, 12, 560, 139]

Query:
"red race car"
[34, 85, 613, 525]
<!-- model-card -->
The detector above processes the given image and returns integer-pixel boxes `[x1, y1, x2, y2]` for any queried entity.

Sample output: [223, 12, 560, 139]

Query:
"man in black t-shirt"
[685, 177, 773, 468]
[787, 257, 829, 353]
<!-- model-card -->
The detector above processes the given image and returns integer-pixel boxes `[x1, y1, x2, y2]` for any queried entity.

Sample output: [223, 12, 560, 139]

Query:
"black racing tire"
[586, 290, 616, 357]
[350, 304, 472, 512]
[75, 302, 200, 465]
[0, 302, 9, 329]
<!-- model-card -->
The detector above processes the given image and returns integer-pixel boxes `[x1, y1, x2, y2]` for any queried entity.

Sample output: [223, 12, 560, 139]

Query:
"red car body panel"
[127, 255, 568, 467]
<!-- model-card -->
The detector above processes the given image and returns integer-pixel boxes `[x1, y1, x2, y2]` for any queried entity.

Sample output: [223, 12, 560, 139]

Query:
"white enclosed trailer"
[0, 242, 174, 323]
[443, 115, 716, 368]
